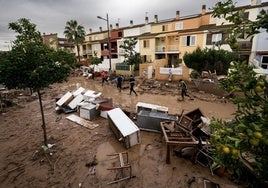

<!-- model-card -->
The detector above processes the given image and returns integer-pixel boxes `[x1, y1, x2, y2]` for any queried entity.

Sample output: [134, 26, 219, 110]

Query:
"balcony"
[155, 46, 166, 52]
[238, 41, 252, 51]
[155, 45, 179, 54]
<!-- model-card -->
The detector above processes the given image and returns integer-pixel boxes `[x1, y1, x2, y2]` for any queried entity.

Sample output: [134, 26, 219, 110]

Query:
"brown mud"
[0, 76, 241, 188]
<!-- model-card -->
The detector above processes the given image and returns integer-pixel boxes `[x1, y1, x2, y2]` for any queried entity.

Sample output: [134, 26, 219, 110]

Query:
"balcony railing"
[155, 45, 179, 52]
[238, 41, 252, 50]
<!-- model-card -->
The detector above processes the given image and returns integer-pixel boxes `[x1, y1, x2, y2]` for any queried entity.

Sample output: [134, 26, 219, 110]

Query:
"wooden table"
[160, 121, 199, 164]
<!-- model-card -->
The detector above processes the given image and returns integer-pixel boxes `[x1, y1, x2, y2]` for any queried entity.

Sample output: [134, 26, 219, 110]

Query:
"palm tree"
[64, 20, 85, 63]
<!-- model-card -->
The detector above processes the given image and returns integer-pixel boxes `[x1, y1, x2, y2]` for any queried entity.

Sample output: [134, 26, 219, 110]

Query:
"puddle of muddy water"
[95, 139, 126, 177]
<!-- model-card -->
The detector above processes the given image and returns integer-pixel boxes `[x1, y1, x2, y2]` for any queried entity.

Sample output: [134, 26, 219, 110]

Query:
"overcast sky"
[0, 0, 265, 51]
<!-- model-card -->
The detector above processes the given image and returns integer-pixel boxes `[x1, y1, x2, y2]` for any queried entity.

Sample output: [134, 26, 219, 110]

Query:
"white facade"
[249, 5, 268, 74]
[209, 2, 268, 75]
[124, 27, 141, 37]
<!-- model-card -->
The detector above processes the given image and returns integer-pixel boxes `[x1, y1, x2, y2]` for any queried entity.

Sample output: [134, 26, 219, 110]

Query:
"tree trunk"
[37, 90, 48, 146]
[77, 44, 81, 63]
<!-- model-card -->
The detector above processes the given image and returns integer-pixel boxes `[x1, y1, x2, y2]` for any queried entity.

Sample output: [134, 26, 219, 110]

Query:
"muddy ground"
[0, 75, 245, 188]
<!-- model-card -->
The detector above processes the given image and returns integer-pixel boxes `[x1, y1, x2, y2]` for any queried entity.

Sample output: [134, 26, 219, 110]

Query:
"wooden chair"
[106, 152, 132, 184]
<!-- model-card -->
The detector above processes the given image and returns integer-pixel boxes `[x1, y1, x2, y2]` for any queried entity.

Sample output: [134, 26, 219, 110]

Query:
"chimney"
[130, 20, 133, 27]
[99, 27, 102, 32]
[154, 15, 158, 23]
[251, 0, 262, 6]
[202, 5, 206, 15]
[176, 11, 180, 20]
[110, 24, 113, 30]
[89, 28, 92, 34]
[145, 16, 149, 24]
[116, 23, 119, 29]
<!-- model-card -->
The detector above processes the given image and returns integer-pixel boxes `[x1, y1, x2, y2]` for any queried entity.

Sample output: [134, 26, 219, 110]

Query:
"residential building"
[78, 0, 268, 75]
[209, 0, 268, 74]
[42, 33, 75, 53]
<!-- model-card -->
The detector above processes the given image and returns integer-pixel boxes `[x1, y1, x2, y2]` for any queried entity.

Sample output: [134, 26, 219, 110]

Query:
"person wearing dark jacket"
[129, 75, 138, 96]
[179, 79, 190, 100]
[117, 75, 123, 92]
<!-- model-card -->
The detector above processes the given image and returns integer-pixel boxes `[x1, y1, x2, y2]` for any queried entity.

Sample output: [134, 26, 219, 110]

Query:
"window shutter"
[190, 35, 196, 46]
[206, 34, 212, 45]
[182, 36, 187, 46]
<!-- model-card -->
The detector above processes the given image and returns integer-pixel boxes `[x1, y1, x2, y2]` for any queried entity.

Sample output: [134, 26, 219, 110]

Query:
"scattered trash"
[187, 176, 195, 185]
[66, 114, 99, 129]
[85, 155, 98, 168]
[47, 144, 55, 149]
[203, 179, 220, 188]
[41, 145, 48, 151]
[106, 152, 132, 184]
[55, 116, 62, 122]
[88, 166, 96, 175]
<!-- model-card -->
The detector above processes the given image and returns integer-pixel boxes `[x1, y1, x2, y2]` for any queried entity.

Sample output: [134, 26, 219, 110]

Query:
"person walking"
[143, 70, 147, 79]
[168, 69, 172, 82]
[129, 75, 138, 96]
[101, 71, 108, 86]
[179, 79, 190, 100]
[117, 75, 123, 92]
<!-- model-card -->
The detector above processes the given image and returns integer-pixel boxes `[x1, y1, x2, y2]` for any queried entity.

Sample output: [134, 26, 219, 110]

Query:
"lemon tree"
[210, 0, 268, 183]
[210, 61, 268, 182]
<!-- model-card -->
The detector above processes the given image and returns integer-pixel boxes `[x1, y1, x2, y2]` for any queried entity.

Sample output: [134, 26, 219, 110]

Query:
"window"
[142, 55, 151, 63]
[212, 33, 222, 44]
[175, 22, 183, 30]
[103, 43, 108, 50]
[206, 32, 228, 45]
[243, 12, 249, 20]
[93, 44, 98, 50]
[143, 40, 150, 48]
[118, 31, 123, 37]
[162, 25, 167, 31]
[182, 35, 196, 46]
[261, 55, 268, 69]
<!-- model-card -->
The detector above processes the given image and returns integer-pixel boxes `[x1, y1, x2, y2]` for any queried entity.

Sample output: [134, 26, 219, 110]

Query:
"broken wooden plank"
[66, 114, 99, 129]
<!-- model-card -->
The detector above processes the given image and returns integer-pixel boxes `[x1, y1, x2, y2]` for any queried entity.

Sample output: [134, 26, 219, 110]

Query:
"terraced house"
[76, 0, 268, 78]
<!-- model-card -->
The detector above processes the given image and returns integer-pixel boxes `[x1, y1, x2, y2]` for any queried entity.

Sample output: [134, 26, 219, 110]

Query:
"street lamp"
[97, 13, 112, 70]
